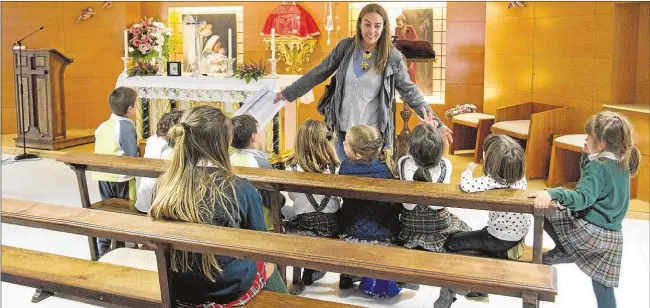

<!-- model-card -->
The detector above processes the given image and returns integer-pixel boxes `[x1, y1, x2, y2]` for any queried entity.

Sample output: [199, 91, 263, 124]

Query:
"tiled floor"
[2, 155, 648, 308]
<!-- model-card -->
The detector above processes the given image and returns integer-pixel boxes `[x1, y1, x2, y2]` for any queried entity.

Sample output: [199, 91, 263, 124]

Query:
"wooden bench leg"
[73, 168, 99, 261]
[31, 288, 54, 303]
[154, 243, 174, 308]
[532, 208, 545, 264]
[522, 292, 539, 308]
[268, 189, 286, 283]
[473, 119, 494, 163]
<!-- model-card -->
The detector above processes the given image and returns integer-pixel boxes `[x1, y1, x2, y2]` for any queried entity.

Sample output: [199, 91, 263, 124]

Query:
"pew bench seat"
[1, 246, 364, 308]
[91, 198, 143, 215]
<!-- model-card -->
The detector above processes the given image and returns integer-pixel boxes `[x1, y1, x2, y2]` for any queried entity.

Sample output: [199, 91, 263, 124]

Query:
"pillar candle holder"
[225, 58, 236, 77]
[267, 58, 279, 79]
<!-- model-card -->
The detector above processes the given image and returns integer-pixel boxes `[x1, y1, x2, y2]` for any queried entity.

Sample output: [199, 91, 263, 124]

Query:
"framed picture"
[167, 61, 181, 76]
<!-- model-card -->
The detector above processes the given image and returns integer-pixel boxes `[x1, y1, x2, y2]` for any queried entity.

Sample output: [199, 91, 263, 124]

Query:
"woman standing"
[274, 3, 452, 160]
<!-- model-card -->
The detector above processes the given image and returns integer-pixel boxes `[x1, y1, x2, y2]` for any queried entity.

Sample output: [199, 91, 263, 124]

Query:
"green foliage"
[233, 59, 268, 84]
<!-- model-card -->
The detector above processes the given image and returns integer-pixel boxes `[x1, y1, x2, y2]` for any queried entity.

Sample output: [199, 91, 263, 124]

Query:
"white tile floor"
[2, 155, 648, 308]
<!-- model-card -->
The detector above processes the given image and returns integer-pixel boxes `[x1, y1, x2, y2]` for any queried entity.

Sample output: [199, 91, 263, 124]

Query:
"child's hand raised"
[528, 191, 553, 209]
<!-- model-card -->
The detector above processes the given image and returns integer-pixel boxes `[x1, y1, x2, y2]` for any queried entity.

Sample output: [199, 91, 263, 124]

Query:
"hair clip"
[326, 131, 333, 141]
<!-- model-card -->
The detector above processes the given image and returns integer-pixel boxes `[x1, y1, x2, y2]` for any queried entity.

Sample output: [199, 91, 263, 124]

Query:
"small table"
[448, 113, 495, 163]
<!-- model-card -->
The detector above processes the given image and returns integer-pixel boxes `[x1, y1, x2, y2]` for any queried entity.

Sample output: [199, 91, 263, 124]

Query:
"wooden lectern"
[13, 49, 94, 150]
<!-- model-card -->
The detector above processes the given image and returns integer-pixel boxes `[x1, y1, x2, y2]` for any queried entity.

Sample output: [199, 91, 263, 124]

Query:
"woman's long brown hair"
[354, 3, 393, 73]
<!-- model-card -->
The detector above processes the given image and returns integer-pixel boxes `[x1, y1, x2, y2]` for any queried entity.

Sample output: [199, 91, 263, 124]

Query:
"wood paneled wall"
[443, 2, 486, 128]
[484, 2, 649, 133]
[1, 2, 140, 134]
[484, 2, 615, 133]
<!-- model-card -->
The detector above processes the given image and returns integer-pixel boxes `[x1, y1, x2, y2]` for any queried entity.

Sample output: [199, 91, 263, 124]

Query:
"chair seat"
[491, 120, 530, 139]
[554, 134, 587, 152]
[451, 113, 495, 128]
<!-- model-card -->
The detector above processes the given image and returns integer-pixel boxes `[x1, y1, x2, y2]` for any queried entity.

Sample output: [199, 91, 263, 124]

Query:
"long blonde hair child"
[344, 125, 397, 177]
[286, 119, 339, 172]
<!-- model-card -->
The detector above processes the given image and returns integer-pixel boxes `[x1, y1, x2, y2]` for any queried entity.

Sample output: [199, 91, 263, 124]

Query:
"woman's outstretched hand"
[273, 92, 286, 104]
[418, 106, 453, 144]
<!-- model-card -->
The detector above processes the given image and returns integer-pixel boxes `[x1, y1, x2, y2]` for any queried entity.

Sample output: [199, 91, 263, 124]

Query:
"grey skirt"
[398, 205, 472, 252]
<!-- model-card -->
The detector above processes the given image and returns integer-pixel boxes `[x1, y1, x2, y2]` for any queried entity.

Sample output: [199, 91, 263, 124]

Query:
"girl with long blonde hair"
[283, 119, 341, 286]
[149, 105, 287, 306]
[531, 111, 641, 308]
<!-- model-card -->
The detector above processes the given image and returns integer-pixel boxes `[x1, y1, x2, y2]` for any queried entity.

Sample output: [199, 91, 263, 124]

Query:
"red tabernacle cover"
[260, 3, 320, 39]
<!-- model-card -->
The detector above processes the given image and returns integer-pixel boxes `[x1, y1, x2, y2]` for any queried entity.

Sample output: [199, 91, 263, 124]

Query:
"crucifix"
[184, 15, 202, 77]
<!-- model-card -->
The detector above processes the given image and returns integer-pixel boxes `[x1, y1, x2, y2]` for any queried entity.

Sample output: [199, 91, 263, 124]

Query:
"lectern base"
[13, 130, 95, 151]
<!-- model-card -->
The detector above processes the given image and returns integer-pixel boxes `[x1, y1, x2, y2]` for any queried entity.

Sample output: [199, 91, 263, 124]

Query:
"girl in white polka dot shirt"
[443, 134, 531, 259]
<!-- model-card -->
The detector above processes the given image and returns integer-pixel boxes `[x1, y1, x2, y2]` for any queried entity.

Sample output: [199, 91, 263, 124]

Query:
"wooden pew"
[2, 198, 557, 307]
[1, 245, 362, 308]
[56, 151, 554, 264]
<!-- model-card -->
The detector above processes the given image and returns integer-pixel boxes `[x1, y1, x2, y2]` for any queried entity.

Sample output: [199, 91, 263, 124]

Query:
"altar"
[115, 73, 312, 164]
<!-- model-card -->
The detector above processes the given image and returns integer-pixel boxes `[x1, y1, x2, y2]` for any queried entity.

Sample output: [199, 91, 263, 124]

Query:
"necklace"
[362, 50, 373, 71]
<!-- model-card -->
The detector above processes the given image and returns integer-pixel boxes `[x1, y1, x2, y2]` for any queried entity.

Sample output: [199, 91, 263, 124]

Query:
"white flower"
[134, 23, 141, 28]
[128, 47, 134, 53]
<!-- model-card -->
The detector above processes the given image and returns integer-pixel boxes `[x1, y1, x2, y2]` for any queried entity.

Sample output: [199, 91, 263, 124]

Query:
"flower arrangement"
[127, 17, 172, 60]
[127, 59, 159, 77]
[233, 60, 268, 84]
[445, 104, 477, 120]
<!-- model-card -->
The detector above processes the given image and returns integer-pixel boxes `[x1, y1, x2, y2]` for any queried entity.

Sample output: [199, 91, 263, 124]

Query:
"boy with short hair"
[230, 114, 277, 231]
[93, 86, 140, 257]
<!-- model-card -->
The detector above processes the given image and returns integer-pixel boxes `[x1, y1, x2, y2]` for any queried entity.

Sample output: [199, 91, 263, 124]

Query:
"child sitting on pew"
[230, 114, 278, 231]
[284, 119, 341, 285]
[150, 105, 288, 307]
[396, 124, 471, 253]
[336, 125, 402, 289]
[93, 86, 139, 257]
[135, 109, 184, 213]
[531, 111, 640, 308]
[443, 134, 530, 259]
[435, 134, 529, 307]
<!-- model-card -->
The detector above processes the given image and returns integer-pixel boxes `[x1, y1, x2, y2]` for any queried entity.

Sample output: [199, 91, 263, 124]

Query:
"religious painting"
[396, 9, 434, 95]
[168, 6, 243, 74]
[182, 13, 236, 74]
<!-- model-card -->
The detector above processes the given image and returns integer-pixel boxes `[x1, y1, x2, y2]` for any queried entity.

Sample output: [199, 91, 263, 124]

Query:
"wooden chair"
[448, 112, 495, 163]
[547, 134, 586, 187]
[491, 102, 570, 179]
[2, 198, 558, 308]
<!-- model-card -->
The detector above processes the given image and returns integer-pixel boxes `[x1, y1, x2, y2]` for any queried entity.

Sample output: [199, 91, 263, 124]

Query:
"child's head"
[231, 114, 263, 150]
[151, 105, 236, 282]
[482, 134, 526, 185]
[157, 109, 184, 141]
[287, 119, 339, 173]
[108, 87, 137, 118]
[344, 125, 396, 176]
[409, 124, 444, 182]
[585, 111, 640, 176]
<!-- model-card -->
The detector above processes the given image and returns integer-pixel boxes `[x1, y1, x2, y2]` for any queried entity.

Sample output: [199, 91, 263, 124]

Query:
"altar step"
[2, 129, 95, 158]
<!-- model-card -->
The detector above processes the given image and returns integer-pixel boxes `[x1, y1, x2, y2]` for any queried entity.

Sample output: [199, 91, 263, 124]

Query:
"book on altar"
[234, 86, 285, 128]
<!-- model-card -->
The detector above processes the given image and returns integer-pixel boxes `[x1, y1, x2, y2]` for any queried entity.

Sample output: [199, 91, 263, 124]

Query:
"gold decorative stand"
[264, 37, 317, 74]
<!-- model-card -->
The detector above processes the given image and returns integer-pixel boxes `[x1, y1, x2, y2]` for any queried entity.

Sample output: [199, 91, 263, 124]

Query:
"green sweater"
[547, 153, 630, 231]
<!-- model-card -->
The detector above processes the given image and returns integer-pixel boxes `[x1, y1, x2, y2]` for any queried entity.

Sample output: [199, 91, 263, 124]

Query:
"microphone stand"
[13, 26, 43, 161]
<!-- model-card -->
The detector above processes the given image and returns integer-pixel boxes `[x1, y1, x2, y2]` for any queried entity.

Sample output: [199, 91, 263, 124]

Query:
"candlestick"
[271, 28, 276, 60]
[268, 58, 279, 78]
[123, 29, 129, 59]
[228, 28, 232, 59]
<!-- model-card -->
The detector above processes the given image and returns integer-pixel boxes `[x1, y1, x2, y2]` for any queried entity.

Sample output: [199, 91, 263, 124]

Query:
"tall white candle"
[124, 29, 129, 59]
[228, 28, 232, 59]
[271, 28, 276, 60]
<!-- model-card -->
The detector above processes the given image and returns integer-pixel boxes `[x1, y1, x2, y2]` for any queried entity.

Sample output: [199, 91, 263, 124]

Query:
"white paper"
[234, 86, 285, 127]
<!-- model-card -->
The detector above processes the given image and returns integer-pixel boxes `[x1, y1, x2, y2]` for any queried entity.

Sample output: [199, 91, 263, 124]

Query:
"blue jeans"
[336, 130, 348, 162]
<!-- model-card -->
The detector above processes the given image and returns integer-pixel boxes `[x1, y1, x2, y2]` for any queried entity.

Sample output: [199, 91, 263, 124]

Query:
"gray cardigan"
[281, 38, 443, 149]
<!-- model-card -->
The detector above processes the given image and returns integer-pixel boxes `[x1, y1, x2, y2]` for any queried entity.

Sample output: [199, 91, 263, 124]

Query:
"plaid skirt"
[286, 212, 338, 238]
[399, 206, 471, 252]
[177, 262, 267, 308]
[546, 207, 623, 288]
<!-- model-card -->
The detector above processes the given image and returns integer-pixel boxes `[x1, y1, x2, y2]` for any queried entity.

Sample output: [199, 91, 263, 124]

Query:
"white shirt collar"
[588, 151, 618, 161]
[110, 113, 135, 125]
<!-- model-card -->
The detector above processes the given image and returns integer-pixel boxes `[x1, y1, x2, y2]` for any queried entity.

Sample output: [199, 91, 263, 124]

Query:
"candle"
[271, 28, 276, 60]
[124, 29, 129, 59]
[228, 28, 232, 59]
